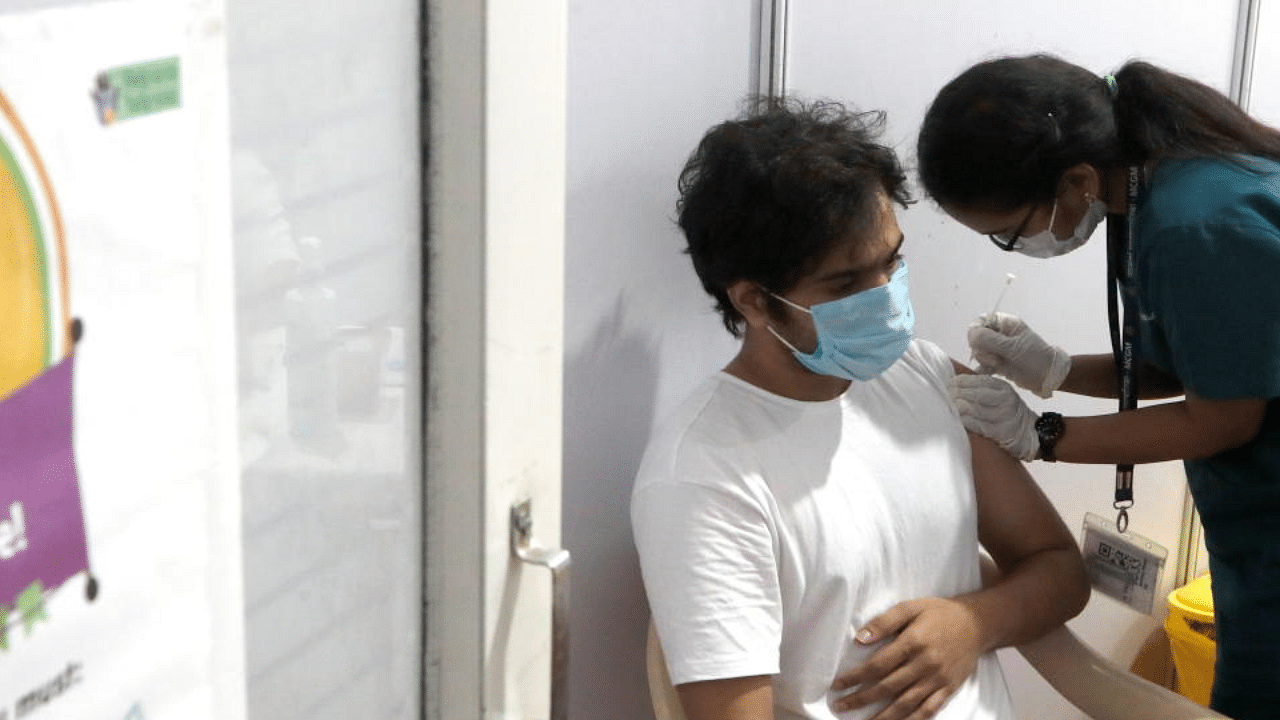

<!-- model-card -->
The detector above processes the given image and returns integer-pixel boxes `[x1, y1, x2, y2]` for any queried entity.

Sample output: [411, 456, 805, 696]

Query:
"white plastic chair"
[645, 619, 1231, 720]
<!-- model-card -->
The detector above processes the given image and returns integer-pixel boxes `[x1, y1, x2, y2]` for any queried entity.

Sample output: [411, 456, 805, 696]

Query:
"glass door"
[226, 2, 423, 718]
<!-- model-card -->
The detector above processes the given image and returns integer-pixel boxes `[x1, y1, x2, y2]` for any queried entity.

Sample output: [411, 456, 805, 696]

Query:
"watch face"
[1035, 413, 1064, 437]
[1035, 414, 1065, 461]
[1035, 415, 1062, 461]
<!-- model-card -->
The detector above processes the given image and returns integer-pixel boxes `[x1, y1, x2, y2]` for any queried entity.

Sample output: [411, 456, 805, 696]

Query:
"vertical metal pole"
[418, 2, 431, 718]
[1230, 0, 1261, 110]
[754, 0, 789, 99]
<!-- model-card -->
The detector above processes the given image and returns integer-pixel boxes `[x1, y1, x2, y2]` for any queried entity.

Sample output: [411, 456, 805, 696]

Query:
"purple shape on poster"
[0, 354, 88, 605]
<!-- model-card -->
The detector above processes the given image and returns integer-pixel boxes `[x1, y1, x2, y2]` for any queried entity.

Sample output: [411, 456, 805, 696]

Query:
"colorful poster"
[0, 2, 244, 719]
[0, 354, 92, 628]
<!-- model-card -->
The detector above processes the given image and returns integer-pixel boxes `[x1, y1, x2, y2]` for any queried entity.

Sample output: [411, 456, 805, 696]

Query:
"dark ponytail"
[1111, 60, 1280, 165]
[918, 54, 1280, 212]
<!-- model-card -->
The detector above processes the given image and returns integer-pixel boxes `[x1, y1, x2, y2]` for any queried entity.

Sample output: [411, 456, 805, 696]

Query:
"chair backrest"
[644, 619, 1229, 720]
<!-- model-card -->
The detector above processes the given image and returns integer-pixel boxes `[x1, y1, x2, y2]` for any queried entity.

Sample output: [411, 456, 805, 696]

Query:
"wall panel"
[564, 2, 755, 719]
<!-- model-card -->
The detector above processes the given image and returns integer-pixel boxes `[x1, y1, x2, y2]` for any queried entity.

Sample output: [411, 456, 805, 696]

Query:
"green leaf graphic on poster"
[0, 603, 9, 649]
[93, 56, 181, 125]
[16, 581, 47, 635]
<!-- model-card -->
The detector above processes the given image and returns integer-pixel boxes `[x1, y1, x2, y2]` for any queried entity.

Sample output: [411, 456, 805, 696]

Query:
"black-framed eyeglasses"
[988, 204, 1039, 252]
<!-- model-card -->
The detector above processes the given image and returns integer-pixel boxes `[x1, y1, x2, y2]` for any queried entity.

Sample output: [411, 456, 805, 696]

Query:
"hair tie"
[1046, 111, 1061, 143]
[1103, 74, 1119, 98]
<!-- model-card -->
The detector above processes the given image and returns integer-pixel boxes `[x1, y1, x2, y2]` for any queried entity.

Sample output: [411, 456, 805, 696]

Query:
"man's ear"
[726, 279, 772, 328]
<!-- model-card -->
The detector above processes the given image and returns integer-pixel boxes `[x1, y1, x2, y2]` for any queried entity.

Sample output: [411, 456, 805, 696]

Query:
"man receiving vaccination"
[631, 99, 1090, 720]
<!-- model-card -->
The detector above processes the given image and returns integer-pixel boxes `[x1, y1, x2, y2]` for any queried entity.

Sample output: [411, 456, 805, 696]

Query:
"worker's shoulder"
[1147, 155, 1280, 226]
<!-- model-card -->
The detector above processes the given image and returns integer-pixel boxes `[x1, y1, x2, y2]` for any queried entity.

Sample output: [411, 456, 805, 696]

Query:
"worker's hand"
[968, 312, 1070, 398]
[830, 597, 985, 720]
[949, 374, 1040, 462]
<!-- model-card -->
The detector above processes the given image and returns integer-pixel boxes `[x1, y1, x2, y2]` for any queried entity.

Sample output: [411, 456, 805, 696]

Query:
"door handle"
[511, 498, 570, 720]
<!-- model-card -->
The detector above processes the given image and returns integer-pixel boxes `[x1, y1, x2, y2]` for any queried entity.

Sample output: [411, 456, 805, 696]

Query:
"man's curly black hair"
[677, 97, 911, 336]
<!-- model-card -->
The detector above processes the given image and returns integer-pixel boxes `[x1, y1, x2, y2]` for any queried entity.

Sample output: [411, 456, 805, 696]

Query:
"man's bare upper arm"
[968, 430, 1077, 572]
[951, 357, 1077, 565]
[676, 675, 774, 720]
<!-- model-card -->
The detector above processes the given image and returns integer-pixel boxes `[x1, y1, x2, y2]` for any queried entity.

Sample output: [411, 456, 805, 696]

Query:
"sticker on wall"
[92, 56, 181, 125]
[0, 85, 96, 654]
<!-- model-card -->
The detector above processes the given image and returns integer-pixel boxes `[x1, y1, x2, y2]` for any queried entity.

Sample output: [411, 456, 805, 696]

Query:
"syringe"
[988, 272, 1017, 320]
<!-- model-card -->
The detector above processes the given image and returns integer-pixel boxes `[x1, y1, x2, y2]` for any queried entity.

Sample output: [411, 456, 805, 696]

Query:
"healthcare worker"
[916, 54, 1280, 720]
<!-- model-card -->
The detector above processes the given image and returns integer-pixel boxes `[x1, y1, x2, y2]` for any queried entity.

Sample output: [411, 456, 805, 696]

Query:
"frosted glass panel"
[226, 2, 422, 719]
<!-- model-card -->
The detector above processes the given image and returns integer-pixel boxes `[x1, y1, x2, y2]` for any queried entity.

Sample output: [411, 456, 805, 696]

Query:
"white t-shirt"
[631, 340, 1015, 720]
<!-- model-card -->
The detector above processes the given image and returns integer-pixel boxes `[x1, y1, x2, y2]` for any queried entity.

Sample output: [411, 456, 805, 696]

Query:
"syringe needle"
[989, 273, 1017, 318]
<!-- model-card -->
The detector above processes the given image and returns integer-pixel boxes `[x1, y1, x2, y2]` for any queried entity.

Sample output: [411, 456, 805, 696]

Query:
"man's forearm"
[961, 546, 1090, 653]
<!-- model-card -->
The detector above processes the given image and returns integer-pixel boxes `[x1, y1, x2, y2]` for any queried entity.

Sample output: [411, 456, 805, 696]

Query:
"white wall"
[565, 2, 1246, 719]
[564, 3, 754, 719]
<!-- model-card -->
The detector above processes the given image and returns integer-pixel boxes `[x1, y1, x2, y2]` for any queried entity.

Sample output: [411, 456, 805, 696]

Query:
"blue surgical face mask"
[766, 259, 915, 381]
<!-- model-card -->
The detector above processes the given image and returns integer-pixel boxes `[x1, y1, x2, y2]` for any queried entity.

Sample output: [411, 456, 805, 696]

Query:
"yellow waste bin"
[1164, 573, 1216, 706]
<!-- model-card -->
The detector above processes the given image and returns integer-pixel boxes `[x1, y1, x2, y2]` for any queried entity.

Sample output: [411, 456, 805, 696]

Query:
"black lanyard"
[1105, 166, 1142, 532]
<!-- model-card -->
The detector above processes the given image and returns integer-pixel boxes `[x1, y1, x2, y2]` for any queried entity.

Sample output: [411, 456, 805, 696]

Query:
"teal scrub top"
[1134, 154, 1280, 717]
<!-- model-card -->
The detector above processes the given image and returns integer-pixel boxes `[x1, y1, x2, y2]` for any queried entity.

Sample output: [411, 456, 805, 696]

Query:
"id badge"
[1080, 512, 1167, 614]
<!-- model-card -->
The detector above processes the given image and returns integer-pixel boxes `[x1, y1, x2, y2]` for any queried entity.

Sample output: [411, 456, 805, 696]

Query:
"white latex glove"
[967, 312, 1071, 398]
[949, 374, 1040, 462]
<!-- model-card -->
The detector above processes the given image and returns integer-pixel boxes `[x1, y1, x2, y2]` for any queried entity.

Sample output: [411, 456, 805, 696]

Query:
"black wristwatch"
[1035, 412, 1066, 462]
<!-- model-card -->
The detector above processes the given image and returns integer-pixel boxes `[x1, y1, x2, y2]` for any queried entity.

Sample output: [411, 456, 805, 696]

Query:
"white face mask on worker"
[1014, 196, 1108, 258]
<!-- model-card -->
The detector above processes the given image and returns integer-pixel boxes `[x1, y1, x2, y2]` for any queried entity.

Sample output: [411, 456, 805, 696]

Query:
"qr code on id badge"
[1081, 512, 1167, 614]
